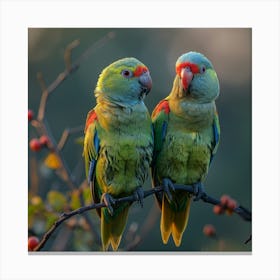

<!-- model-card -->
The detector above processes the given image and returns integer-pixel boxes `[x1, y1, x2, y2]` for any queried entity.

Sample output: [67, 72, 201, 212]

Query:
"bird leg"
[162, 178, 175, 202]
[133, 186, 145, 208]
[192, 182, 205, 201]
[101, 193, 116, 216]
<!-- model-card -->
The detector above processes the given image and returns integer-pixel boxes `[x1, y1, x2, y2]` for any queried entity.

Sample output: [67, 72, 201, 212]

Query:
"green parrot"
[151, 51, 220, 247]
[83, 57, 153, 251]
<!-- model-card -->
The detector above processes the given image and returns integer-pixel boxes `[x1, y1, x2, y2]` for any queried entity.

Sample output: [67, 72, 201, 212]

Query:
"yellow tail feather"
[160, 196, 174, 244]
[101, 206, 129, 251]
[160, 195, 192, 247]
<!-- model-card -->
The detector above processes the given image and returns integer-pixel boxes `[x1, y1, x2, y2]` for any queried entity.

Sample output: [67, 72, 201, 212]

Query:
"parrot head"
[95, 57, 152, 106]
[174, 51, 219, 103]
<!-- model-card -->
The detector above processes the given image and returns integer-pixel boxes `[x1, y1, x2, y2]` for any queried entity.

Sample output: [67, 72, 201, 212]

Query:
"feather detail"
[152, 51, 220, 247]
[101, 204, 130, 251]
[152, 99, 170, 118]
[210, 109, 220, 164]
[85, 109, 98, 133]
[84, 57, 153, 251]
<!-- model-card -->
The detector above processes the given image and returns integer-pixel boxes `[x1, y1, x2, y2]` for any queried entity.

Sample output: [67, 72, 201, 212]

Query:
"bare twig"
[244, 234, 252, 244]
[64, 39, 80, 72]
[37, 32, 115, 122]
[30, 32, 116, 190]
[31, 119, 76, 189]
[57, 125, 84, 151]
[37, 72, 47, 92]
[33, 184, 251, 251]
[126, 203, 160, 251]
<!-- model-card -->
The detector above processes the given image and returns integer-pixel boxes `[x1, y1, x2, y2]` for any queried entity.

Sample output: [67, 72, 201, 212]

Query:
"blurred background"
[28, 28, 251, 252]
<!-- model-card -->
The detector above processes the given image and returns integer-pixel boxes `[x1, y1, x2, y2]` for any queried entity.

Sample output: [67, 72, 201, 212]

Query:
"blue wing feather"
[209, 111, 220, 165]
[161, 121, 168, 140]
[88, 130, 100, 183]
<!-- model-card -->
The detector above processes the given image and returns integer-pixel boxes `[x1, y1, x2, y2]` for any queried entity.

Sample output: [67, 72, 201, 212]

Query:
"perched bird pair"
[83, 52, 220, 251]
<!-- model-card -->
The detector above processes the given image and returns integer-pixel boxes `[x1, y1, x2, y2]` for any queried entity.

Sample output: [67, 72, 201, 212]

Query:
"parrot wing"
[151, 99, 170, 163]
[83, 109, 101, 214]
[210, 109, 220, 164]
[151, 99, 170, 207]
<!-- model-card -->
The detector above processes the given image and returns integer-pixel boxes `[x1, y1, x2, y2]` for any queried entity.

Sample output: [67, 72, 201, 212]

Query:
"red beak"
[180, 67, 193, 91]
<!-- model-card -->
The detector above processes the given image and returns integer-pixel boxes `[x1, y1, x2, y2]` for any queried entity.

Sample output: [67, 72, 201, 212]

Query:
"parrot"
[83, 57, 153, 251]
[151, 51, 220, 247]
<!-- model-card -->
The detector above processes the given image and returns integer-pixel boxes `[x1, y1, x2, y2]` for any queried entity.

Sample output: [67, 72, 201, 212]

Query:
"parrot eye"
[200, 65, 206, 74]
[121, 69, 133, 78]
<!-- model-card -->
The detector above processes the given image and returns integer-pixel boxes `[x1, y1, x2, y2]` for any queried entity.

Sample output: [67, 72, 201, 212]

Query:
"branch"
[33, 184, 251, 251]
[125, 203, 159, 251]
[37, 32, 115, 122]
[30, 32, 116, 189]
[31, 119, 76, 189]
[57, 125, 84, 151]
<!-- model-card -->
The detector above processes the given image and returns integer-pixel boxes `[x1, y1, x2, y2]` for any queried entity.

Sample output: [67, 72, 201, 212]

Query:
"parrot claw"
[162, 178, 175, 202]
[101, 193, 116, 216]
[192, 182, 205, 202]
[133, 186, 144, 208]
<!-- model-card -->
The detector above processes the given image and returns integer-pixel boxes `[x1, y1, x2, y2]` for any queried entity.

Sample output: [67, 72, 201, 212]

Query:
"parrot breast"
[155, 102, 215, 186]
[156, 121, 212, 185]
[95, 102, 153, 196]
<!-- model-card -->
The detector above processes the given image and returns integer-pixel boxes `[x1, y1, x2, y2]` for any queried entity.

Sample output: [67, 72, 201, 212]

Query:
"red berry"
[29, 139, 42, 152]
[39, 135, 50, 147]
[28, 110, 34, 121]
[227, 198, 237, 210]
[203, 224, 216, 237]
[220, 195, 231, 206]
[213, 205, 224, 215]
[28, 236, 39, 251]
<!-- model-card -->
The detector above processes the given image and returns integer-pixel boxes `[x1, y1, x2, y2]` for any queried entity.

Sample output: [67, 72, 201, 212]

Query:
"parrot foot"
[162, 178, 175, 202]
[192, 182, 205, 202]
[133, 186, 144, 208]
[101, 193, 116, 216]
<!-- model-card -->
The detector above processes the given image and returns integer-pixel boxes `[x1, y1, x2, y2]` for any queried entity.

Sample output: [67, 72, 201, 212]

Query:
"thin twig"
[126, 203, 159, 251]
[31, 32, 116, 189]
[244, 234, 252, 244]
[78, 181, 101, 245]
[31, 119, 76, 189]
[57, 125, 84, 151]
[37, 31, 115, 122]
[33, 184, 251, 251]
[64, 39, 80, 72]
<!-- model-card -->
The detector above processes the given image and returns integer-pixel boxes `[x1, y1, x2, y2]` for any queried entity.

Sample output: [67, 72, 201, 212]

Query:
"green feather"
[152, 51, 220, 247]
[83, 57, 153, 251]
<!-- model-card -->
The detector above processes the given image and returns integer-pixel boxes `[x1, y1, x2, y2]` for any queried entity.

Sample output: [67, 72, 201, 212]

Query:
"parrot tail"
[160, 193, 191, 247]
[101, 204, 130, 251]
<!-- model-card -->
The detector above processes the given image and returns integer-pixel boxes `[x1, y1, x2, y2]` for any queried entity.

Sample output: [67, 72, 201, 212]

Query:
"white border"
[1, 1, 279, 279]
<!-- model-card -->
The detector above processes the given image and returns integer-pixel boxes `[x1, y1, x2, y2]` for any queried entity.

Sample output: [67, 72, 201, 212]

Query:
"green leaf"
[70, 190, 81, 210]
[47, 190, 67, 212]
[75, 136, 84, 147]
[45, 212, 59, 229]
[83, 187, 92, 206]
[28, 195, 44, 216]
